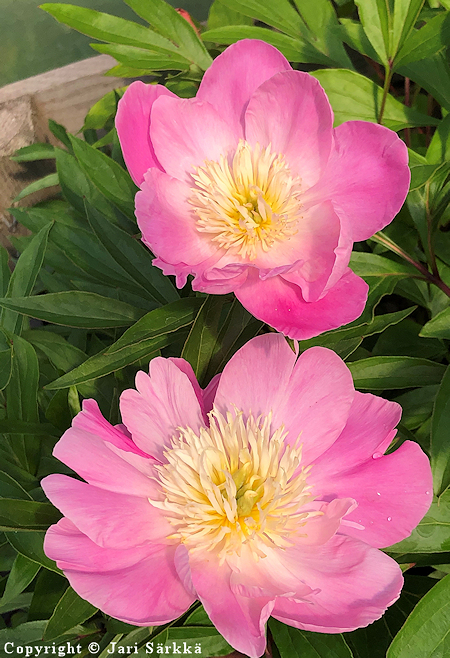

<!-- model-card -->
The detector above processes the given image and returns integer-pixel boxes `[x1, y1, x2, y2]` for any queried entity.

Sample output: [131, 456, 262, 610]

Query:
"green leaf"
[167, 627, 233, 656]
[354, 0, 390, 64]
[218, 0, 307, 39]
[201, 26, 330, 64]
[0, 500, 60, 532]
[395, 385, 438, 430]
[69, 135, 137, 219]
[1, 222, 52, 335]
[182, 296, 229, 385]
[348, 356, 446, 390]
[0, 554, 40, 605]
[394, 11, 450, 69]
[391, 0, 426, 59]
[83, 88, 125, 131]
[421, 306, 450, 338]
[207, 0, 253, 30]
[387, 574, 450, 658]
[389, 490, 450, 554]
[28, 570, 68, 622]
[46, 298, 203, 389]
[43, 586, 97, 641]
[6, 336, 40, 473]
[350, 252, 417, 277]
[40, 4, 185, 53]
[427, 113, 450, 164]
[0, 292, 145, 329]
[123, 0, 212, 70]
[85, 202, 178, 305]
[12, 173, 59, 203]
[92, 42, 190, 70]
[0, 247, 10, 299]
[0, 622, 48, 650]
[338, 18, 381, 61]
[400, 51, 450, 112]
[11, 143, 56, 162]
[311, 69, 439, 131]
[23, 330, 87, 373]
[6, 531, 62, 573]
[0, 471, 32, 500]
[431, 365, 450, 496]
[270, 618, 353, 657]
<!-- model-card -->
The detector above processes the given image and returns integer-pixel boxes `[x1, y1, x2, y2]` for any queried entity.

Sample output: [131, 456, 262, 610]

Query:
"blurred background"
[0, 0, 213, 86]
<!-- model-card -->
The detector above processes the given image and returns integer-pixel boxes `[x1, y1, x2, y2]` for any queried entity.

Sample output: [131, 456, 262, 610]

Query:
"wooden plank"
[0, 55, 126, 249]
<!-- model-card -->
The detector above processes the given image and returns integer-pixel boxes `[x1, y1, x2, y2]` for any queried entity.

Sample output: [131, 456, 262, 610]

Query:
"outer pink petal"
[150, 96, 237, 182]
[120, 357, 206, 461]
[136, 169, 219, 274]
[189, 551, 273, 658]
[315, 441, 433, 548]
[235, 267, 369, 340]
[213, 333, 297, 421]
[116, 81, 176, 185]
[305, 121, 410, 242]
[45, 518, 157, 573]
[203, 373, 221, 415]
[245, 70, 333, 189]
[66, 543, 194, 625]
[42, 475, 171, 549]
[197, 39, 291, 137]
[272, 535, 403, 632]
[272, 347, 355, 465]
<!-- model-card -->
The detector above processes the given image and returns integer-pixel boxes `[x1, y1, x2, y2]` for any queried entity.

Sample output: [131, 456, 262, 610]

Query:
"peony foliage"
[1, 0, 450, 657]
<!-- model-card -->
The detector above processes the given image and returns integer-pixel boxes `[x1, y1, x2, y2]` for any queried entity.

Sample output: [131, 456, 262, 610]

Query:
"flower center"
[189, 140, 303, 261]
[151, 409, 316, 562]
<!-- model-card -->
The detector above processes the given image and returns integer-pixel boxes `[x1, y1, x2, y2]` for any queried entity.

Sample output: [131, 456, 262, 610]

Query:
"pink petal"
[65, 543, 194, 625]
[192, 262, 250, 295]
[45, 518, 157, 573]
[150, 96, 238, 183]
[272, 346, 355, 465]
[272, 535, 403, 632]
[197, 39, 291, 137]
[136, 168, 219, 272]
[235, 267, 369, 340]
[42, 475, 171, 549]
[298, 498, 357, 545]
[315, 441, 433, 548]
[203, 373, 221, 414]
[189, 551, 273, 658]
[168, 357, 206, 422]
[213, 333, 297, 421]
[245, 70, 333, 189]
[116, 81, 176, 186]
[120, 357, 206, 461]
[305, 121, 410, 242]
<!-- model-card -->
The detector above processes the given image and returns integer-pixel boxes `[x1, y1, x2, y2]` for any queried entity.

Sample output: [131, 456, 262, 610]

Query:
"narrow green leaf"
[348, 356, 446, 390]
[11, 143, 56, 162]
[400, 51, 450, 112]
[201, 26, 330, 64]
[28, 570, 68, 621]
[394, 11, 450, 69]
[0, 500, 61, 532]
[427, 113, 450, 164]
[387, 574, 450, 658]
[167, 627, 233, 656]
[207, 0, 253, 30]
[311, 69, 439, 131]
[85, 202, 178, 305]
[69, 135, 137, 218]
[40, 4, 184, 53]
[12, 173, 59, 203]
[6, 531, 62, 573]
[391, 0, 426, 59]
[420, 306, 450, 339]
[2, 222, 52, 335]
[431, 365, 450, 496]
[83, 88, 125, 131]
[0, 554, 40, 605]
[46, 298, 203, 389]
[123, 0, 212, 69]
[354, 0, 390, 64]
[270, 618, 353, 657]
[43, 587, 97, 641]
[0, 471, 32, 500]
[0, 247, 10, 298]
[338, 17, 381, 61]
[92, 43, 190, 70]
[218, 0, 307, 39]
[23, 330, 87, 373]
[0, 292, 145, 329]
[350, 252, 417, 277]
[182, 296, 228, 385]
[6, 336, 40, 473]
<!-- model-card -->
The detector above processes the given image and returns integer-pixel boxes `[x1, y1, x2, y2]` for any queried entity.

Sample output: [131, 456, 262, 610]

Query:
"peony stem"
[378, 64, 393, 125]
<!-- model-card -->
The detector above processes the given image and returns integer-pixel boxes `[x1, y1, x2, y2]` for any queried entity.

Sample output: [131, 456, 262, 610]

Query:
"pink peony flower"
[42, 334, 431, 658]
[116, 39, 410, 340]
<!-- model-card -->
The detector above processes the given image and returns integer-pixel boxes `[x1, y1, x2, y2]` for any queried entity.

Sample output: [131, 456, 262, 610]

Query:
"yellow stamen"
[189, 141, 302, 260]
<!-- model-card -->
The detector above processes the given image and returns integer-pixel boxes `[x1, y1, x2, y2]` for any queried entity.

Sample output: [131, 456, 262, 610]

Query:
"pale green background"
[0, 0, 212, 87]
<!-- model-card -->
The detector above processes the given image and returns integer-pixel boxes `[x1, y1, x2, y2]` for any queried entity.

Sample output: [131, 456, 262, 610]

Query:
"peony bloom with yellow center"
[42, 335, 432, 657]
[116, 39, 410, 340]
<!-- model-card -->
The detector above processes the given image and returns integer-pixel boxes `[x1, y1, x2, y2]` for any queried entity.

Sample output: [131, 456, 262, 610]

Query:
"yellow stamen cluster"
[189, 141, 303, 260]
[150, 409, 316, 562]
